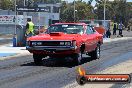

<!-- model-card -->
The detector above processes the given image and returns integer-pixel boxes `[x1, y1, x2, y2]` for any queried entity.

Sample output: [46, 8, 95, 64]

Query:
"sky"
[65, 0, 132, 6]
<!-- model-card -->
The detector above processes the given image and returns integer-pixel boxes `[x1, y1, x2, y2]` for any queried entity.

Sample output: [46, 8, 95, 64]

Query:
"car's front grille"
[42, 41, 60, 46]
[30, 41, 71, 46]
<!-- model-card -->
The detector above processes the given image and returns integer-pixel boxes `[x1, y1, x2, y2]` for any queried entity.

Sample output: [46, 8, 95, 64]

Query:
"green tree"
[110, 0, 127, 25]
[60, 1, 76, 22]
[95, 0, 130, 26]
[60, 0, 96, 22]
[60, 1, 68, 21]
[95, 0, 115, 20]
[126, 2, 132, 25]
[76, 1, 96, 20]
[0, 0, 13, 10]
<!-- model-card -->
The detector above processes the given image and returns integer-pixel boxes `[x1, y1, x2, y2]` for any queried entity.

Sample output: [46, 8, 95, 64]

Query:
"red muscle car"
[26, 23, 103, 65]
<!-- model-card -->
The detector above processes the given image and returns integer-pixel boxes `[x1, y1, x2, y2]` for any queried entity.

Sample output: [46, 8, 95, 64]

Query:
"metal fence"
[79, 20, 111, 30]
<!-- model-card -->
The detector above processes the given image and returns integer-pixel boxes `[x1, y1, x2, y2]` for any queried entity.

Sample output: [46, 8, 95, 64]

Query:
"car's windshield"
[47, 24, 84, 34]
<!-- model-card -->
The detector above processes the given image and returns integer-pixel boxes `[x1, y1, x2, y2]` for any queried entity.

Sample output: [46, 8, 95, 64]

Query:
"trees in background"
[95, 0, 131, 26]
[0, 0, 131, 25]
[0, 0, 14, 10]
[60, 1, 96, 22]
[60, 0, 131, 25]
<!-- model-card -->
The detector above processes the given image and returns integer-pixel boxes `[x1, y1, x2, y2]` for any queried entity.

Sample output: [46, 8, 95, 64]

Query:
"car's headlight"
[37, 42, 42, 46]
[65, 41, 71, 46]
[60, 42, 65, 45]
[32, 42, 42, 46]
[32, 42, 37, 46]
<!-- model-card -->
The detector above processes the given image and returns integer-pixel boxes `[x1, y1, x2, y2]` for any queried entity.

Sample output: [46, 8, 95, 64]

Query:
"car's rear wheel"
[88, 44, 100, 59]
[33, 54, 43, 65]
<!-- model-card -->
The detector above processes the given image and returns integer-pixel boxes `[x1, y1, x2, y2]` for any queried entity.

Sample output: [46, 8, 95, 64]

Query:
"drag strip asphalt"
[0, 39, 132, 88]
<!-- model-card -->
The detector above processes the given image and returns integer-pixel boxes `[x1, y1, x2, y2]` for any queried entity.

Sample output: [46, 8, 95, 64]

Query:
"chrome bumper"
[26, 46, 77, 51]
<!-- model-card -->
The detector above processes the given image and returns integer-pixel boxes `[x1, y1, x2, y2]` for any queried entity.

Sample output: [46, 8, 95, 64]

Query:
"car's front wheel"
[72, 53, 82, 65]
[33, 54, 43, 65]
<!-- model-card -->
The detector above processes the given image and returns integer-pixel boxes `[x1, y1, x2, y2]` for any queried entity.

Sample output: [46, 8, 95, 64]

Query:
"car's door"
[89, 26, 99, 50]
[85, 25, 97, 52]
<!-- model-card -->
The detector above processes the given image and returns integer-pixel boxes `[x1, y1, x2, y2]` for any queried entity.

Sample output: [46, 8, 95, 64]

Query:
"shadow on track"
[21, 56, 97, 68]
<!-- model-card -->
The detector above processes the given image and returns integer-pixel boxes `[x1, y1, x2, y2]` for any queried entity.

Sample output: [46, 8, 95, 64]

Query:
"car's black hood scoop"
[49, 32, 64, 36]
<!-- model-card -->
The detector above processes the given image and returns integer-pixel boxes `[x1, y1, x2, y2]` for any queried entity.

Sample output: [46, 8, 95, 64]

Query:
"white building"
[29, 3, 61, 28]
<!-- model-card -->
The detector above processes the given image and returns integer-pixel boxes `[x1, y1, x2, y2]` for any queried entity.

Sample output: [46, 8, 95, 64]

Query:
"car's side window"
[91, 26, 96, 33]
[86, 26, 94, 34]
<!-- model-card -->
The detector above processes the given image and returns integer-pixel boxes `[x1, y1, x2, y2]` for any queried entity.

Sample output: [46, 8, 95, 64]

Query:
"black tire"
[33, 54, 43, 65]
[72, 53, 82, 65]
[89, 44, 100, 60]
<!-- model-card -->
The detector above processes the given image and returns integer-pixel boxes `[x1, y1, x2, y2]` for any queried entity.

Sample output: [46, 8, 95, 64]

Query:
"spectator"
[112, 22, 118, 35]
[118, 22, 123, 37]
[106, 29, 111, 38]
[25, 18, 35, 37]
